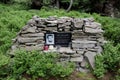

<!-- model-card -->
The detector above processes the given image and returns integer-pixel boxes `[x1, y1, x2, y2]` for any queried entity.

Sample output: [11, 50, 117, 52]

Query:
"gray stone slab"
[18, 37, 43, 43]
[45, 20, 58, 24]
[44, 27, 57, 31]
[21, 45, 43, 51]
[59, 53, 70, 58]
[21, 26, 37, 33]
[84, 27, 104, 34]
[83, 17, 94, 22]
[37, 25, 46, 28]
[70, 53, 82, 57]
[85, 22, 101, 29]
[25, 43, 38, 46]
[21, 33, 44, 37]
[87, 48, 98, 52]
[59, 17, 73, 22]
[70, 56, 83, 62]
[58, 47, 76, 54]
[72, 43, 96, 48]
[72, 36, 88, 39]
[72, 40, 97, 44]
[84, 51, 97, 69]
[47, 23, 57, 27]
[36, 40, 45, 44]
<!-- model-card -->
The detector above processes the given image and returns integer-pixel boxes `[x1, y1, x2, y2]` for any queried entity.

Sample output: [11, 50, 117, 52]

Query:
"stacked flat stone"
[11, 16, 105, 72]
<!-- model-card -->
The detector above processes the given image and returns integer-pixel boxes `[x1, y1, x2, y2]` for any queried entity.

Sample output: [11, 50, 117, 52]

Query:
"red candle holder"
[43, 45, 49, 50]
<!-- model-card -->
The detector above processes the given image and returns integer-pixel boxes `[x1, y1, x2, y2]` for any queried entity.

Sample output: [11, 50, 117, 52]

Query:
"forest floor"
[23, 71, 113, 80]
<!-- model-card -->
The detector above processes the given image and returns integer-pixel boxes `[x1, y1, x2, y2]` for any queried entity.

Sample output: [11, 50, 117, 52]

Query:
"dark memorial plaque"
[55, 32, 72, 47]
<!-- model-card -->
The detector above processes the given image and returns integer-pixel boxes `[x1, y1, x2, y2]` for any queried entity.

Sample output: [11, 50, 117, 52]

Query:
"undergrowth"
[94, 42, 120, 79]
[0, 50, 75, 80]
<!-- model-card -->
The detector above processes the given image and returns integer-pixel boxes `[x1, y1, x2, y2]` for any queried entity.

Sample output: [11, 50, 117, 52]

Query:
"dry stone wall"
[11, 16, 105, 72]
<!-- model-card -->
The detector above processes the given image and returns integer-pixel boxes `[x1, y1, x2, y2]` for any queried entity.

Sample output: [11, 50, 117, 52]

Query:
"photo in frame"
[45, 33, 55, 45]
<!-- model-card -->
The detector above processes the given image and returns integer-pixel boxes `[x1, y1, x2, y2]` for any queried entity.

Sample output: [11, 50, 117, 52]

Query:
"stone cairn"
[11, 16, 105, 72]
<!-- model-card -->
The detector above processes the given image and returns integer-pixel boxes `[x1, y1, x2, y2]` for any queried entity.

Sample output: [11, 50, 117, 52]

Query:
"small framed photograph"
[45, 33, 55, 45]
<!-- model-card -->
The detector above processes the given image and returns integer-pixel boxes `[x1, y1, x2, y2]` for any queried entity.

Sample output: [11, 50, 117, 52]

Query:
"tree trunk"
[56, 0, 60, 9]
[103, 1, 115, 17]
[66, 0, 73, 12]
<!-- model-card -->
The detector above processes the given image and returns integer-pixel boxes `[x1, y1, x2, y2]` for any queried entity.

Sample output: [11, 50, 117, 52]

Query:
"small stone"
[11, 45, 18, 50]
[21, 25, 29, 31]
[77, 67, 90, 73]
[81, 59, 88, 68]
[83, 17, 95, 22]
[65, 26, 71, 29]
[84, 27, 104, 34]
[32, 15, 39, 19]
[64, 21, 71, 26]
[12, 38, 17, 43]
[48, 16, 57, 21]
[73, 18, 84, 29]
[27, 19, 36, 26]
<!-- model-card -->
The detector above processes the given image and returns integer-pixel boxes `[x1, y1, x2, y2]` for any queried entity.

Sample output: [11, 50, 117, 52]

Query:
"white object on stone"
[49, 45, 54, 50]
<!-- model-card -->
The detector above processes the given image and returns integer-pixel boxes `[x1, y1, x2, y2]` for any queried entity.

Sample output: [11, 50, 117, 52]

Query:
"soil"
[23, 71, 115, 80]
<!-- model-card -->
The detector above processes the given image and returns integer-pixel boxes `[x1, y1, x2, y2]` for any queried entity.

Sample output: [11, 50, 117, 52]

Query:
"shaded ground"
[23, 71, 115, 80]
[23, 71, 97, 80]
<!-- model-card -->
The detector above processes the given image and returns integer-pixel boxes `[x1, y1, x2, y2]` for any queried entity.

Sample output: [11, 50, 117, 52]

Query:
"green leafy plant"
[0, 54, 10, 79]
[94, 42, 120, 78]
[11, 50, 74, 79]
[94, 55, 106, 78]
